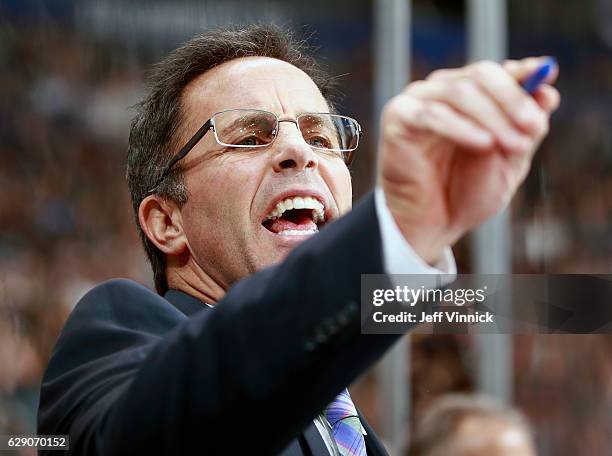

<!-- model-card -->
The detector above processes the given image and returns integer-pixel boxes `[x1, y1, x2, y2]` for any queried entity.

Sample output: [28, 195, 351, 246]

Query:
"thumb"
[503, 56, 559, 86]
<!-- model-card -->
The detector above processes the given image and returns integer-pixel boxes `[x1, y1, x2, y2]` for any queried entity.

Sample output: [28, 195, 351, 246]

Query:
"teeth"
[265, 196, 326, 223]
[278, 229, 318, 236]
[293, 197, 305, 209]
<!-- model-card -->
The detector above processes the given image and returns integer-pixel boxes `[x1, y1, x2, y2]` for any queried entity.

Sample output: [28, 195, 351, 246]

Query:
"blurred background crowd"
[0, 0, 611, 454]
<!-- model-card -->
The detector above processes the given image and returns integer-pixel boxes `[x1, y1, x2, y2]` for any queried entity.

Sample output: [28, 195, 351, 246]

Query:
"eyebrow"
[298, 114, 336, 133]
[219, 112, 273, 134]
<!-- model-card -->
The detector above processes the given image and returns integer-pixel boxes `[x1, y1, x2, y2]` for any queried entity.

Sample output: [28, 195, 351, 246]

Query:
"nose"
[271, 120, 318, 173]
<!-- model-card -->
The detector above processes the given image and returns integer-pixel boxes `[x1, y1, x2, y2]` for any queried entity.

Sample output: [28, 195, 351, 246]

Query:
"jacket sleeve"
[38, 193, 402, 455]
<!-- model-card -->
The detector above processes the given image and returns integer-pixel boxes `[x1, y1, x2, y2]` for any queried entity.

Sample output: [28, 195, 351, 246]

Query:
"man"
[37, 25, 559, 455]
[408, 394, 536, 455]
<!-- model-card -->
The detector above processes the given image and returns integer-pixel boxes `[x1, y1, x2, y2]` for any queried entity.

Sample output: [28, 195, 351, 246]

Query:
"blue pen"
[521, 57, 557, 94]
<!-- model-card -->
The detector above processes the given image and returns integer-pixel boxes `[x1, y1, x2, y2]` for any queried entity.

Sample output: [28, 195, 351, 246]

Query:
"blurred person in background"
[408, 394, 536, 456]
[0, 301, 49, 447]
[37, 24, 558, 455]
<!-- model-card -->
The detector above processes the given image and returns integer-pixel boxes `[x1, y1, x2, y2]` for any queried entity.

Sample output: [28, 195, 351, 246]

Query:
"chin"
[251, 233, 313, 271]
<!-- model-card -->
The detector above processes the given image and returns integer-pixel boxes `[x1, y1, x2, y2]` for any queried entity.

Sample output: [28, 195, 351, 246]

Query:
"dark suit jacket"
[38, 194, 400, 455]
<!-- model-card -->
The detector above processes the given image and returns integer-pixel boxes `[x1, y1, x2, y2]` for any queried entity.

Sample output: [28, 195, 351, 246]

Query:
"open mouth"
[262, 196, 326, 236]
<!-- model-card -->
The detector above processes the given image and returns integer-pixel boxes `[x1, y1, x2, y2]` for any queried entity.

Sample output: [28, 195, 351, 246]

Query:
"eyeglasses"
[150, 109, 362, 193]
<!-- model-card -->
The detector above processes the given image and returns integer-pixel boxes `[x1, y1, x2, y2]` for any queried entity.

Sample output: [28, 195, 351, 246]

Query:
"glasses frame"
[149, 109, 362, 194]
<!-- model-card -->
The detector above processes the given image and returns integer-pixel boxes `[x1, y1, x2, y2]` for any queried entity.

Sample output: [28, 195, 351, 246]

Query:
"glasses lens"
[213, 109, 277, 147]
[297, 114, 359, 153]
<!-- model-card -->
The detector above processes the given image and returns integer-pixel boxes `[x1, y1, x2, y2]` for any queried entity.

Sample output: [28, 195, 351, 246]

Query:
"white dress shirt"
[374, 186, 456, 276]
[314, 188, 457, 455]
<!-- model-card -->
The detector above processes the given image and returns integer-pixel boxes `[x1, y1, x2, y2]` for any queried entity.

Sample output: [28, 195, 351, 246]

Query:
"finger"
[429, 60, 546, 135]
[503, 57, 559, 86]
[470, 61, 549, 137]
[532, 84, 561, 114]
[407, 79, 532, 154]
[387, 96, 494, 152]
[426, 66, 465, 82]
[504, 148, 535, 188]
[430, 57, 559, 87]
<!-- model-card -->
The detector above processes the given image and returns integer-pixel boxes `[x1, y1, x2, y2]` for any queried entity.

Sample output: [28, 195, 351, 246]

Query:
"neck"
[165, 256, 226, 305]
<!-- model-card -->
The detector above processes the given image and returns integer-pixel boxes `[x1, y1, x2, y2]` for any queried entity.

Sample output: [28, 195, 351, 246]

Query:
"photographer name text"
[372, 310, 494, 324]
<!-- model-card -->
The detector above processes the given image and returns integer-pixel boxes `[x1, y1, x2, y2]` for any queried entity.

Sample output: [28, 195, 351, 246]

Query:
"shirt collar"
[164, 289, 210, 317]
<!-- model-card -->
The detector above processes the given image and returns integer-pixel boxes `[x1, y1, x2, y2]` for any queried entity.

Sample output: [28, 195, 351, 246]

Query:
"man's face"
[450, 416, 536, 456]
[176, 57, 352, 288]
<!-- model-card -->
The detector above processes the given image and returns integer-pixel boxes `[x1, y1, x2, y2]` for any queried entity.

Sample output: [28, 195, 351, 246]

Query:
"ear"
[138, 195, 188, 256]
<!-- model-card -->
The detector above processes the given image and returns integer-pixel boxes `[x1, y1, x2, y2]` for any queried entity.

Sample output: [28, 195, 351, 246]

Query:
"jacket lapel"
[358, 409, 389, 456]
[277, 438, 305, 456]
[302, 421, 332, 455]
[165, 290, 384, 456]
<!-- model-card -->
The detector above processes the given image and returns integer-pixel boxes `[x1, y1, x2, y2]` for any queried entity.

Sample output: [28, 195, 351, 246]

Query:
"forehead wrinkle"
[275, 82, 291, 117]
[273, 81, 329, 118]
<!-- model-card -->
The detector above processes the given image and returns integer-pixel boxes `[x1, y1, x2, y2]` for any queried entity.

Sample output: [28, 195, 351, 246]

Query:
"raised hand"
[379, 57, 560, 264]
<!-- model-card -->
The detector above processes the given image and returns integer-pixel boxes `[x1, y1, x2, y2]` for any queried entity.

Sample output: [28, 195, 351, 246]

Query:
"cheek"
[340, 173, 353, 212]
[325, 161, 352, 214]
[182, 158, 263, 234]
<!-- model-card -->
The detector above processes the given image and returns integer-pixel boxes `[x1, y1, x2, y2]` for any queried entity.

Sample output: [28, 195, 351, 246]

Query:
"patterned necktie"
[325, 389, 367, 456]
